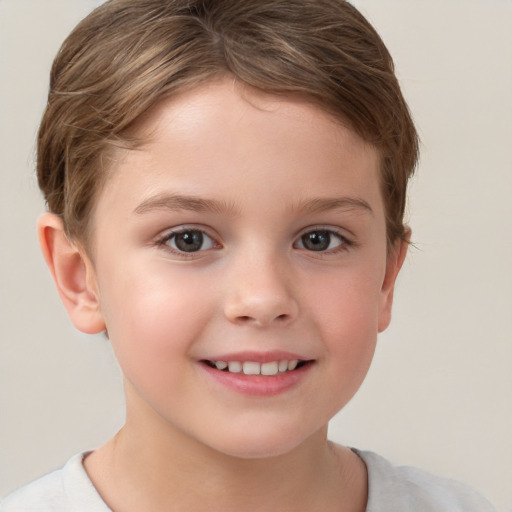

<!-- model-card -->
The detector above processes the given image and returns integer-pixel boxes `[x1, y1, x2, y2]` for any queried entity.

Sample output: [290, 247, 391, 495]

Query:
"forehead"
[97, 79, 383, 224]
[134, 79, 375, 162]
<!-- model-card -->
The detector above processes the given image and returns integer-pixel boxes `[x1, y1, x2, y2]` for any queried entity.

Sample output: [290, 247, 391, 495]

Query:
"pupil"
[303, 231, 330, 251]
[175, 231, 203, 252]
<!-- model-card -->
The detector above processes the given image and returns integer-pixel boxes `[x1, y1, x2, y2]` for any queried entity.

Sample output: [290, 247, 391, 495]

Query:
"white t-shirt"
[0, 450, 497, 511]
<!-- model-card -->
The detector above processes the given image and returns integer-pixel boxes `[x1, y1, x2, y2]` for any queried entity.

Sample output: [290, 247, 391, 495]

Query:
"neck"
[84, 386, 367, 512]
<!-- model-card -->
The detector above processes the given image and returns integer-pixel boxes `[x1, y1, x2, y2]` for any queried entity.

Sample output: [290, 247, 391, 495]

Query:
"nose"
[223, 252, 299, 327]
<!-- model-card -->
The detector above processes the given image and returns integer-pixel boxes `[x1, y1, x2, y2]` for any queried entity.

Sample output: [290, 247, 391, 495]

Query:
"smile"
[200, 355, 314, 396]
[203, 359, 306, 375]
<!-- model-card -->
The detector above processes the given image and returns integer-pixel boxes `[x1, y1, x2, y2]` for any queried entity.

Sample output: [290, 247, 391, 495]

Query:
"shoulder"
[355, 450, 497, 512]
[0, 453, 110, 512]
[1, 466, 68, 512]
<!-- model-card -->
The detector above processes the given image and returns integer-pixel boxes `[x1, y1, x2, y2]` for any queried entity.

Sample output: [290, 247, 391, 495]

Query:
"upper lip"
[200, 351, 312, 363]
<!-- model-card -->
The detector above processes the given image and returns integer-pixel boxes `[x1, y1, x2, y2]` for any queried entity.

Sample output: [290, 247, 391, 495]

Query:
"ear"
[377, 228, 410, 333]
[37, 213, 106, 334]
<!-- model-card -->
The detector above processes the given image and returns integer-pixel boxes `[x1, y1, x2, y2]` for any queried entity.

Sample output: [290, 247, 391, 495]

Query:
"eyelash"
[293, 228, 353, 255]
[156, 226, 354, 257]
[156, 227, 219, 258]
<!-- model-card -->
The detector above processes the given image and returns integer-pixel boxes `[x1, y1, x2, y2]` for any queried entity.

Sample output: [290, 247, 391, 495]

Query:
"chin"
[204, 424, 321, 460]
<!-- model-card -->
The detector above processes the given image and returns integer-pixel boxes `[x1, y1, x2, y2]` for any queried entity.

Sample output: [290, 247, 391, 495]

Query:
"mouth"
[199, 354, 315, 396]
[201, 359, 312, 376]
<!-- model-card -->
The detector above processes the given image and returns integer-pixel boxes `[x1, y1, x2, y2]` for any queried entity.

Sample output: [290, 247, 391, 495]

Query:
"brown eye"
[301, 231, 331, 251]
[296, 230, 346, 252]
[166, 230, 214, 253]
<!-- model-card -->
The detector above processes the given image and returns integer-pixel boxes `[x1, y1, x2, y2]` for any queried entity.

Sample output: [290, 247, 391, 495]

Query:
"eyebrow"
[134, 193, 373, 217]
[134, 193, 240, 215]
[291, 197, 373, 215]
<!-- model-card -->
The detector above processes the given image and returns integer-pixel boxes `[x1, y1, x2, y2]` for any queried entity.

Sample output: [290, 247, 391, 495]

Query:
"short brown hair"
[37, 0, 419, 247]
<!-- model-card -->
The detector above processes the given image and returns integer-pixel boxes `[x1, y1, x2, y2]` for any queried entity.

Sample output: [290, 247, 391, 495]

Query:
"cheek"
[96, 258, 216, 377]
[306, 263, 384, 373]
[321, 291, 378, 371]
[309, 261, 384, 330]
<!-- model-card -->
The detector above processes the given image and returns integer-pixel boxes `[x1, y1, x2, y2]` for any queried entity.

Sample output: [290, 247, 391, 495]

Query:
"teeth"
[261, 361, 279, 375]
[278, 360, 288, 372]
[210, 359, 304, 375]
[228, 361, 242, 373]
[243, 362, 260, 375]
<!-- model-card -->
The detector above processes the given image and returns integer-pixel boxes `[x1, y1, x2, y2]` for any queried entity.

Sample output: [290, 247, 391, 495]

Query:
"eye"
[295, 229, 348, 252]
[162, 229, 216, 253]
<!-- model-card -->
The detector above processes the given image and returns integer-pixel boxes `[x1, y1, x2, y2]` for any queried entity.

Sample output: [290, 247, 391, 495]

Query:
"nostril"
[226, 297, 299, 326]
[234, 313, 290, 325]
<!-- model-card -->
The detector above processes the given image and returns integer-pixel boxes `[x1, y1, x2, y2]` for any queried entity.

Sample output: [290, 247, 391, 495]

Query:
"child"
[0, 0, 499, 510]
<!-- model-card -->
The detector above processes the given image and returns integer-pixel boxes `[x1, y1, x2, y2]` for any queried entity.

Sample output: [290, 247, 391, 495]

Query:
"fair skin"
[39, 79, 408, 512]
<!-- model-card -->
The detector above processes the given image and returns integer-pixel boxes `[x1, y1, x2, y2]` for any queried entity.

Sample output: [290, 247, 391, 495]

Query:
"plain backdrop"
[1, 0, 511, 509]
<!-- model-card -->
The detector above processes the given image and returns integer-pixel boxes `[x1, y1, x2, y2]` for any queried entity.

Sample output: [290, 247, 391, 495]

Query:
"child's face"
[84, 79, 402, 458]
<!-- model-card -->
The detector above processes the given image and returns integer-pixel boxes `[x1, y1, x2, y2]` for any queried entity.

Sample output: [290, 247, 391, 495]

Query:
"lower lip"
[199, 362, 313, 397]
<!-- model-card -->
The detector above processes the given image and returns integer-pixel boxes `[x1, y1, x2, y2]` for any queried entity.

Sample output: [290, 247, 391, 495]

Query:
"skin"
[39, 78, 408, 512]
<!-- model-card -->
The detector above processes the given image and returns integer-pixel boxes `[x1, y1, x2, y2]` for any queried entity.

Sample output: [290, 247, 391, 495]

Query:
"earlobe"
[377, 228, 410, 333]
[37, 213, 106, 334]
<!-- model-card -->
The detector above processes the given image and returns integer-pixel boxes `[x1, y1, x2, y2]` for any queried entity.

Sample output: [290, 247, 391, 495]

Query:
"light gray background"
[1, 0, 511, 509]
